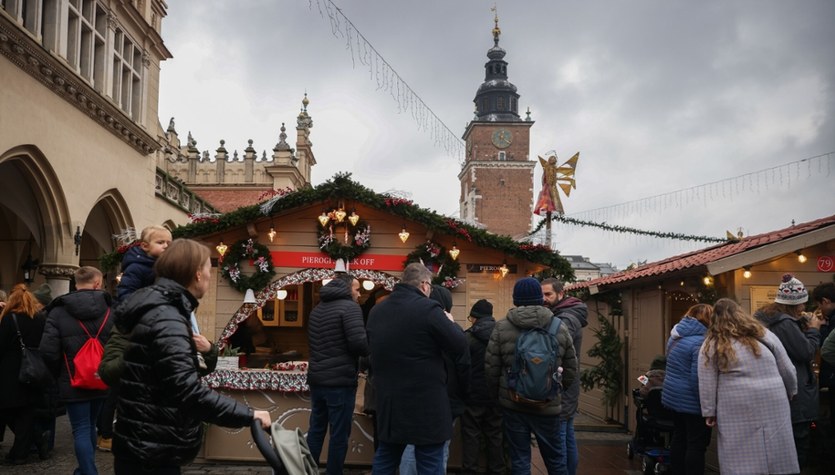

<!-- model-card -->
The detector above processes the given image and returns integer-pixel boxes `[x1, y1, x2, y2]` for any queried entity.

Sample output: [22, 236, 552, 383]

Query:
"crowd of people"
[0, 230, 270, 474]
[2, 225, 834, 475]
[658, 275, 835, 475]
[308, 265, 586, 475]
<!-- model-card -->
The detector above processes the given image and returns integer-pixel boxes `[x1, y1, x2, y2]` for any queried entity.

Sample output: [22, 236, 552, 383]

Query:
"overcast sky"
[158, 0, 835, 270]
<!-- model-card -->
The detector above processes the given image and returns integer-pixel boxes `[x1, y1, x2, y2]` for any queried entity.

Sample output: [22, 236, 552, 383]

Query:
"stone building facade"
[0, 0, 212, 294]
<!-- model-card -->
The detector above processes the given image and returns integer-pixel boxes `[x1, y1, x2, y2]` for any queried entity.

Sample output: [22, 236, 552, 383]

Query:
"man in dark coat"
[486, 277, 577, 475]
[460, 299, 504, 475]
[306, 274, 368, 475]
[754, 274, 820, 469]
[542, 277, 588, 475]
[367, 263, 467, 474]
[40, 266, 113, 474]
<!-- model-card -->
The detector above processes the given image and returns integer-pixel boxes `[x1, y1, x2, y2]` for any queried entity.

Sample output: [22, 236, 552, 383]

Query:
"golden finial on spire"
[491, 4, 501, 45]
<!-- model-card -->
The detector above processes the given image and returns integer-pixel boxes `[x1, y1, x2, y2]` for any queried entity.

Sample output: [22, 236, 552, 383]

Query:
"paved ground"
[3, 414, 641, 475]
[15, 411, 835, 474]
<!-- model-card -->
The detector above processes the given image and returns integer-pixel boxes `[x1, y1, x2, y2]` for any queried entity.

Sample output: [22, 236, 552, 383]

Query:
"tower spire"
[491, 4, 501, 46]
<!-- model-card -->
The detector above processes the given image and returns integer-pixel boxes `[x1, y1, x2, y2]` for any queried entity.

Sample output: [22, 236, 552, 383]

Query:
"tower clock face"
[492, 128, 512, 149]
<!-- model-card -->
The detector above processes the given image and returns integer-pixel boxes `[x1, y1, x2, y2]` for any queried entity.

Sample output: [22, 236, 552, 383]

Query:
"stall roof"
[568, 214, 835, 291]
[172, 173, 574, 274]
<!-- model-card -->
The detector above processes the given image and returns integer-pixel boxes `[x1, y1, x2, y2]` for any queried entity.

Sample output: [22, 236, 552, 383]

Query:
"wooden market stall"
[168, 175, 572, 465]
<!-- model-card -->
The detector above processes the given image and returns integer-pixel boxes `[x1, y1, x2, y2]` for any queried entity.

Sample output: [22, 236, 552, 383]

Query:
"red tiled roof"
[568, 214, 835, 290]
[193, 189, 271, 213]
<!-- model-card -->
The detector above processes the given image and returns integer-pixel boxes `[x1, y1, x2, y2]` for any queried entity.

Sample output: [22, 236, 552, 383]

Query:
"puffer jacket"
[549, 296, 588, 419]
[466, 316, 497, 406]
[112, 278, 253, 466]
[306, 278, 368, 387]
[116, 245, 155, 304]
[39, 289, 112, 402]
[754, 308, 819, 423]
[661, 316, 706, 415]
[485, 305, 577, 416]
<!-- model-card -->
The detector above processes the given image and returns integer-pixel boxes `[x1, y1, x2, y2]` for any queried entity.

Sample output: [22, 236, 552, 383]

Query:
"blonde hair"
[702, 298, 764, 371]
[75, 266, 103, 286]
[140, 225, 171, 243]
[0, 283, 42, 321]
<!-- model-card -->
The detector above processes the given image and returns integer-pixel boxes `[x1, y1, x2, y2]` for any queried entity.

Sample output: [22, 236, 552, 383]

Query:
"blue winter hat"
[513, 277, 544, 307]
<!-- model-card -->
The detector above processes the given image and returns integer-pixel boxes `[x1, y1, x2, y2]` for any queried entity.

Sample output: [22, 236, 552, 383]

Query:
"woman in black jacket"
[112, 239, 270, 474]
[0, 284, 48, 465]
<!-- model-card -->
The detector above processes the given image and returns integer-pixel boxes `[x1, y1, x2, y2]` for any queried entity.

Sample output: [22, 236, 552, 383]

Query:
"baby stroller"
[251, 419, 318, 475]
[627, 386, 674, 474]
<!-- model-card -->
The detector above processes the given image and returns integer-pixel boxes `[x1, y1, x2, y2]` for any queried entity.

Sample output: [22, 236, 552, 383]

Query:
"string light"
[216, 241, 228, 257]
[348, 210, 360, 226]
[398, 226, 410, 243]
[317, 211, 330, 227]
[268, 222, 277, 242]
[499, 262, 509, 278]
[449, 243, 460, 261]
[743, 266, 752, 279]
[797, 250, 807, 264]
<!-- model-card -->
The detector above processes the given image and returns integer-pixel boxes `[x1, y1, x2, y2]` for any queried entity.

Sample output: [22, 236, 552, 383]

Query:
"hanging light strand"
[309, 0, 465, 165]
[567, 151, 834, 223]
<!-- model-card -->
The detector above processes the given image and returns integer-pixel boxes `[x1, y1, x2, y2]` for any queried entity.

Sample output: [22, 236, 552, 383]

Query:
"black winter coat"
[116, 245, 155, 304]
[113, 278, 253, 466]
[465, 316, 496, 406]
[754, 309, 819, 423]
[39, 289, 112, 402]
[0, 311, 46, 409]
[367, 283, 467, 445]
[549, 296, 588, 419]
[307, 278, 368, 387]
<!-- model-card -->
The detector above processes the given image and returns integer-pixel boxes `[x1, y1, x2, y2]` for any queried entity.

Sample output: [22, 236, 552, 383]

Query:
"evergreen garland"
[170, 173, 573, 281]
[531, 214, 728, 243]
[220, 238, 276, 293]
[404, 240, 463, 289]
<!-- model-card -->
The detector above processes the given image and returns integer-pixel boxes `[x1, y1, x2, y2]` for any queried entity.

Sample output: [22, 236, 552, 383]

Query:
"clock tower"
[459, 15, 535, 238]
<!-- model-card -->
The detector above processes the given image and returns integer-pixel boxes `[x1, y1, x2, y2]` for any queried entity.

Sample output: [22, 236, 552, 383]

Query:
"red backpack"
[64, 309, 110, 390]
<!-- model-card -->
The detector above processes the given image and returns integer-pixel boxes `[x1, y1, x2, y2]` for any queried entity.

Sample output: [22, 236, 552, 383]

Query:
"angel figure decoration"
[534, 151, 580, 216]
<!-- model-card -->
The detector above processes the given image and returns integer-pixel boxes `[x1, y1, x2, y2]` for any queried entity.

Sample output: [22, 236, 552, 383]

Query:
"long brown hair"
[0, 283, 42, 320]
[757, 302, 803, 319]
[685, 303, 713, 327]
[702, 298, 765, 371]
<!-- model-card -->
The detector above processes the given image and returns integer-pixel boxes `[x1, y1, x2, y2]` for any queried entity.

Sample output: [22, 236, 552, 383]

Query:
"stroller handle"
[250, 419, 287, 473]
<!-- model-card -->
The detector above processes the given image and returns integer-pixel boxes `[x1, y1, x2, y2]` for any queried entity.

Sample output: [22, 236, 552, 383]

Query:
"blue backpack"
[507, 317, 562, 408]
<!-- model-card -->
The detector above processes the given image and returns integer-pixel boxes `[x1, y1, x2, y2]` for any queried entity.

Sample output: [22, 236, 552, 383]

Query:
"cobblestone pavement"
[0, 413, 643, 475]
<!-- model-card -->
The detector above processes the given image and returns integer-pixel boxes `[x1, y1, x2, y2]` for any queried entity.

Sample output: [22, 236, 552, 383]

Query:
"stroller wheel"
[642, 456, 655, 475]
[627, 441, 635, 460]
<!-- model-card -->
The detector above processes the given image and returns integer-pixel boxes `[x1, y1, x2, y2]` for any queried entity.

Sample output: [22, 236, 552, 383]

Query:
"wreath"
[404, 240, 463, 289]
[316, 216, 371, 261]
[220, 238, 276, 293]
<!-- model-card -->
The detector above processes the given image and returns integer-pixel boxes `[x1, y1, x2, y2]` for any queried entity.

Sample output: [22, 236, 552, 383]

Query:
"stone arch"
[217, 268, 400, 349]
[0, 145, 71, 287]
[79, 189, 135, 268]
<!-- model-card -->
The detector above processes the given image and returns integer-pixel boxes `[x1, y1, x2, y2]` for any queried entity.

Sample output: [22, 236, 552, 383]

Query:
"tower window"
[498, 151, 506, 161]
[497, 96, 505, 111]
[510, 97, 517, 113]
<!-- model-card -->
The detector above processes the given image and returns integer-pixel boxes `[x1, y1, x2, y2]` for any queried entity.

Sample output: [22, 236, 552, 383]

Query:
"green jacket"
[485, 305, 577, 416]
[99, 327, 219, 386]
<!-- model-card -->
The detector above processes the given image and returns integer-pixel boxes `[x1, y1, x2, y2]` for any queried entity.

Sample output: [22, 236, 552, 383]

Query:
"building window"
[3, 0, 42, 35]
[510, 96, 517, 113]
[498, 151, 506, 161]
[482, 97, 489, 113]
[112, 27, 143, 119]
[497, 96, 505, 111]
[67, 0, 107, 91]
